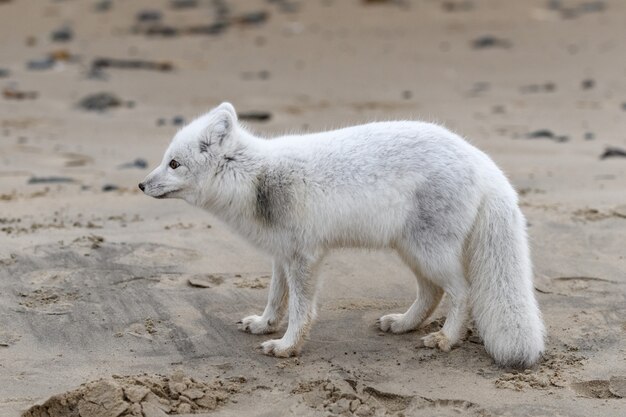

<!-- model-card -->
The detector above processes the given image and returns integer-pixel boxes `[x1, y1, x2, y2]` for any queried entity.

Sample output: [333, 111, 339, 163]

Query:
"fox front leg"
[260, 253, 321, 357]
[238, 261, 288, 334]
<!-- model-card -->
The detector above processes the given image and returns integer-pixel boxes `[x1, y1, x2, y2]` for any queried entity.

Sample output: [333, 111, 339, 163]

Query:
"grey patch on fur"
[254, 168, 293, 226]
[199, 139, 211, 153]
[408, 155, 477, 251]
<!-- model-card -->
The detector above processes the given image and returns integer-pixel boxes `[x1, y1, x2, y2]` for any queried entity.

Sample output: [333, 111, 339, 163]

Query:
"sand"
[1, 0, 625, 416]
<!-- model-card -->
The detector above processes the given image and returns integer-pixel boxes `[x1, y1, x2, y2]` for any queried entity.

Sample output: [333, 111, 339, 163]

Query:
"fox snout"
[138, 182, 145, 192]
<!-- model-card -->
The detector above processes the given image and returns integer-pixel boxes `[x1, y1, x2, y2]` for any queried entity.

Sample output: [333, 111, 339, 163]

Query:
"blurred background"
[1, 1, 625, 416]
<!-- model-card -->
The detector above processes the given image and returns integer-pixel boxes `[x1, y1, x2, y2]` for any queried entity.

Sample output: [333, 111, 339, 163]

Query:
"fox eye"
[169, 159, 180, 169]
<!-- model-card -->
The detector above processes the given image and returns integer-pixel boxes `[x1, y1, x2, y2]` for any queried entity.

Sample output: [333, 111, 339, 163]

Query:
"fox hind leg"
[378, 253, 443, 334]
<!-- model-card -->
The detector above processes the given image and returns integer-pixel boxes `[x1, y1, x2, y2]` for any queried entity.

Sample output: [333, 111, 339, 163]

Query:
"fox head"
[139, 102, 242, 206]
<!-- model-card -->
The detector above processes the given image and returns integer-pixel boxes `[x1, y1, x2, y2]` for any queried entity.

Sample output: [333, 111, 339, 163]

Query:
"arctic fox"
[139, 102, 545, 367]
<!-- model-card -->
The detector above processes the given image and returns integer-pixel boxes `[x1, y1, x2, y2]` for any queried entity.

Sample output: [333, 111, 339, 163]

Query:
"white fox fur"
[140, 102, 545, 367]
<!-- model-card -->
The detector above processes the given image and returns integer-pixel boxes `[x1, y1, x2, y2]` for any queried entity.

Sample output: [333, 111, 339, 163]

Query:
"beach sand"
[1, 0, 625, 415]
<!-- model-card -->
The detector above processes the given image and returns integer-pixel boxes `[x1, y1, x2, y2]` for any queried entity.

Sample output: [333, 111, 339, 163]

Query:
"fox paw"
[261, 339, 299, 357]
[237, 315, 277, 334]
[422, 330, 453, 352]
[377, 314, 414, 334]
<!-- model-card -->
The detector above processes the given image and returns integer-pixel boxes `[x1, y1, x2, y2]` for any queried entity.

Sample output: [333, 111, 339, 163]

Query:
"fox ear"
[216, 102, 238, 122]
[209, 103, 236, 147]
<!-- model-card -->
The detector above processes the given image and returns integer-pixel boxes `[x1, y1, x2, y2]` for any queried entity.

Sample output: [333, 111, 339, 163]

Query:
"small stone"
[124, 385, 150, 403]
[350, 399, 361, 412]
[182, 388, 204, 400]
[238, 111, 272, 122]
[136, 10, 163, 22]
[102, 184, 119, 192]
[78, 93, 123, 112]
[581, 78, 595, 90]
[28, 176, 74, 184]
[609, 376, 626, 398]
[27, 57, 55, 70]
[600, 146, 626, 159]
[77, 380, 129, 417]
[195, 394, 217, 409]
[94, 0, 112, 12]
[172, 116, 185, 125]
[0, 68, 10, 78]
[170, 0, 198, 9]
[471, 35, 510, 49]
[178, 403, 193, 413]
[51, 26, 73, 42]
[584, 132, 594, 140]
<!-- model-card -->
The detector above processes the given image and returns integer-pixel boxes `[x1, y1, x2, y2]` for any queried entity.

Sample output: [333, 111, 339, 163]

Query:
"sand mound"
[22, 372, 244, 417]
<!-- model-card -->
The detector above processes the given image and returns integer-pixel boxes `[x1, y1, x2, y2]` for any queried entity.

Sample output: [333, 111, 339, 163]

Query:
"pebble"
[28, 176, 75, 184]
[27, 57, 55, 71]
[94, 0, 112, 12]
[0, 68, 10, 78]
[600, 147, 626, 159]
[102, 184, 119, 192]
[136, 10, 163, 23]
[170, 0, 198, 9]
[581, 79, 595, 90]
[471, 35, 510, 49]
[51, 26, 73, 42]
[234, 11, 269, 26]
[238, 111, 272, 122]
[526, 129, 569, 142]
[172, 116, 185, 126]
[78, 93, 123, 112]
[118, 159, 148, 169]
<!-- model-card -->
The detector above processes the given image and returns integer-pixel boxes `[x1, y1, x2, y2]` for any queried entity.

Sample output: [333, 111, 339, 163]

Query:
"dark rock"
[28, 176, 75, 184]
[172, 116, 185, 125]
[91, 58, 174, 72]
[51, 26, 73, 42]
[186, 21, 230, 35]
[3, 87, 38, 100]
[526, 129, 568, 142]
[144, 25, 179, 37]
[471, 35, 510, 49]
[402, 90, 412, 100]
[212, 0, 231, 19]
[0, 68, 10, 78]
[441, 1, 474, 12]
[118, 159, 148, 169]
[157, 118, 166, 126]
[102, 184, 119, 192]
[268, 0, 300, 13]
[584, 132, 595, 140]
[136, 10, 163, 22]
[520, 83, 557, 94]
[170, 0, 198, 9]
[78, 93, 123, 112]
[238, 111, 272, 122]
[600, 147, 626, 160]
[94, 0, 112, 12]
[581, 79, 595, 90]
[234, 11, 269, 25]
[27, 57, 55, 71]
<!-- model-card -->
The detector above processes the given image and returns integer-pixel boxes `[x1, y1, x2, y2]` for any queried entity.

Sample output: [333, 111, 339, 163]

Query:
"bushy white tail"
[468, 194, 545, 368]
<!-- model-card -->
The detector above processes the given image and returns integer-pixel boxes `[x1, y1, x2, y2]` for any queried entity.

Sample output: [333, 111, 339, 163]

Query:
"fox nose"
[138, 182, 145, 192]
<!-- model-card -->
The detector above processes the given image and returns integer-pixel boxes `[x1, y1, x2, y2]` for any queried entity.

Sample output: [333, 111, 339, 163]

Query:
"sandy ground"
[1, 0, 625, 416]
